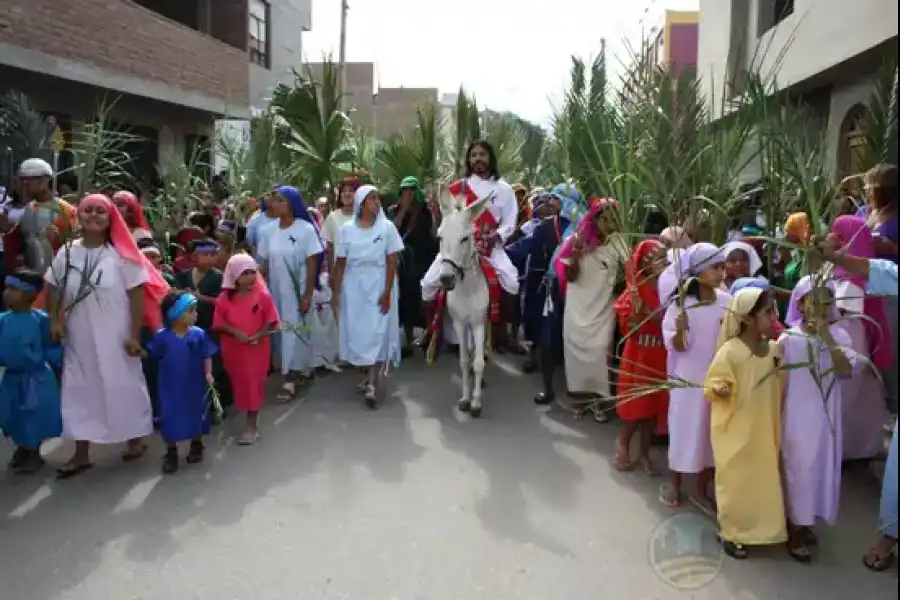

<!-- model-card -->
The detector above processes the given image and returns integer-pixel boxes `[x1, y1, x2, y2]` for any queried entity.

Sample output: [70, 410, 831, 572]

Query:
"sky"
[302, 0, 700, 128]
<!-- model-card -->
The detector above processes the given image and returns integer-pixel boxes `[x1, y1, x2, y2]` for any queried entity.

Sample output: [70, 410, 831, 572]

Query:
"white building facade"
[698, 0, 898, 178]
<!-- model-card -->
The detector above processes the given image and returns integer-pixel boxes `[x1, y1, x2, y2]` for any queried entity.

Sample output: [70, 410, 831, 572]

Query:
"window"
[758, 0, 794, 35]
[249, 0, 270, 68]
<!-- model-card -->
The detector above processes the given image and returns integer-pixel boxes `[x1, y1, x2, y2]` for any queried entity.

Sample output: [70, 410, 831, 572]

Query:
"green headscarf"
[399, 176, 425, 203]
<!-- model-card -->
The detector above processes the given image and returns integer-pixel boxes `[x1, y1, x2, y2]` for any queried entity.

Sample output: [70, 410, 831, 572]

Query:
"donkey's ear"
[437, 188, 456, 217]
[467, 194, 492, 223]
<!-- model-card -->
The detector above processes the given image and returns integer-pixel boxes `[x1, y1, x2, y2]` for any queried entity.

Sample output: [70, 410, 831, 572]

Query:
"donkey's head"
[436, 192, 491, 291]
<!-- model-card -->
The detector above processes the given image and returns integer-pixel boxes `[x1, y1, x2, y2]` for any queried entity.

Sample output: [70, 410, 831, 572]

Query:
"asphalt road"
[0, 352, 896, 600]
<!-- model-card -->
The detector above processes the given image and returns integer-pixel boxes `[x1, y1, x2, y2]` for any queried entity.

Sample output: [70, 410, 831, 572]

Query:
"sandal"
[863, 538, 897, 572]
[355, 379, 369, 394]
[364, 384, 378, 410]
[275, 382, 296, 403]
[659, 483, 682, 508]
[238, 430, 260, 446]
[56, 462, 94, 480]
[121, 443, 148, 462]
[613, 446, 634, 472]
[788, 540, 812, 563]
[722, 539, 748, 560]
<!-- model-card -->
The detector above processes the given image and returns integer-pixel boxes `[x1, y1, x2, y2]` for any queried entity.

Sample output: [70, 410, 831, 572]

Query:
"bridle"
[440, 238, 479, 283]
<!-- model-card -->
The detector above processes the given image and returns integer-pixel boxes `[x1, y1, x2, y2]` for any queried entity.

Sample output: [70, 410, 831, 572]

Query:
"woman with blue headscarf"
[257, 185, 324, 400]
[331, 185, 404, 408]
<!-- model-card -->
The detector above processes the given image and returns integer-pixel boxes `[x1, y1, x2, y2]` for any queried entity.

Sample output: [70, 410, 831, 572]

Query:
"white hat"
[18, 158, 54, 178]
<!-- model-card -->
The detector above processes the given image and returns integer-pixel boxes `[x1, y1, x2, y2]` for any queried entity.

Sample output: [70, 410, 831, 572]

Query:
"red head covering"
[79, 193, 169, 330]
[112, 191, 150, 231]
[615, 240, 664, 333]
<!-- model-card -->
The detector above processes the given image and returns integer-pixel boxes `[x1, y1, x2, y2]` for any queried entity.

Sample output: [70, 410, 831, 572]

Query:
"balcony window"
[758, 0, 795, 35]
[249, 0, 271, 69]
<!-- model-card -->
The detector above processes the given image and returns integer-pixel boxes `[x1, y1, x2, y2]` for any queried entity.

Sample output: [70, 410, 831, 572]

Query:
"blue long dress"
[146, 327, 218, 444]
[880, 422, 898, 539]
[337, 216, 404, 367]
[506, 215, 569, 345]
[0, 309, 63, 449]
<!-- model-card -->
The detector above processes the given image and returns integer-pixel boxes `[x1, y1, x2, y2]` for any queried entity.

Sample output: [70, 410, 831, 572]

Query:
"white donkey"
[436, 192, 492, 417]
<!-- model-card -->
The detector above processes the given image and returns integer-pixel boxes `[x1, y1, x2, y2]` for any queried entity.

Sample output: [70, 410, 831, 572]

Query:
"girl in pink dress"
[213, 254, 279, 445]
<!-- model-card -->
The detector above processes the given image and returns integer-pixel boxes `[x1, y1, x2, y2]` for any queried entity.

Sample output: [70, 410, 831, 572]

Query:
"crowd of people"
[0, 144, 897, 571]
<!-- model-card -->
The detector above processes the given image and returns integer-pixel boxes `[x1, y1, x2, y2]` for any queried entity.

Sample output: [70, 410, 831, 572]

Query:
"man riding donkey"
[420, 140, 520, 359]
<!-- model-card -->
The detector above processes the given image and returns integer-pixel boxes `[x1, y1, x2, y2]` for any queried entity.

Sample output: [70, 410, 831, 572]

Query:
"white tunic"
[45, 242, 153, 443]
[560, 240, 621, 396]
[258, 219, 324, 375]
[421, 175, 519, 299]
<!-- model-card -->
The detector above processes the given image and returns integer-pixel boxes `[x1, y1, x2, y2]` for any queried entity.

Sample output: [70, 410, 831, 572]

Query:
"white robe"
[421, 176, 520, 300]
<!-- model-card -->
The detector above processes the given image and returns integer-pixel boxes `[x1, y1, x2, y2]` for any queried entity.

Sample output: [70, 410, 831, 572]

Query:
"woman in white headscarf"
[721, 240, 765, 291]
[331, 185, 404, 408]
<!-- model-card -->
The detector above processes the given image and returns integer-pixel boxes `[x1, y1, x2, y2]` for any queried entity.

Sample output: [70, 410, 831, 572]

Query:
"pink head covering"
[830, 215, 893, 369]
[307, 206, 324, 229]
[785, 275, 840, 328]
[222, 253, 260, 290]
[553, 197, 617, 291]
[78, 193, 169, 330]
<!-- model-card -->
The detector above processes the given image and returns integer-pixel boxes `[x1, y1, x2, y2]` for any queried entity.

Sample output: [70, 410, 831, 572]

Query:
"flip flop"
[56, 462, 94, 480]
[275, 383, 296, 403]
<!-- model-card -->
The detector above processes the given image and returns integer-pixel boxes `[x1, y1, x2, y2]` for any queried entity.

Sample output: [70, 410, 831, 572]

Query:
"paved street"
[0, 353, 896, 600]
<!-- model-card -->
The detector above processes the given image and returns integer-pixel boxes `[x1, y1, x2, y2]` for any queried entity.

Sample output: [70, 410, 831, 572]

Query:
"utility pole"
[338, 0, 349, 111]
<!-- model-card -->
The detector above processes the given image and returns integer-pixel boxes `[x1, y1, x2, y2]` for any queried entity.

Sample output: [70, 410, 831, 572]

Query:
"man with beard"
[421, 140, 520, 348]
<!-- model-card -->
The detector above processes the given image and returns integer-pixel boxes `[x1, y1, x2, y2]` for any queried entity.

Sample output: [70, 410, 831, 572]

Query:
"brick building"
[0, 0, 309, 186]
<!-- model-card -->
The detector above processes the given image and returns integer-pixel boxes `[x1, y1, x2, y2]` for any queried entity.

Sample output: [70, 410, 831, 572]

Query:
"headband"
[4, 275, 40, 293]
[166, 293, 198, 325]
[193, 240, 221, 253]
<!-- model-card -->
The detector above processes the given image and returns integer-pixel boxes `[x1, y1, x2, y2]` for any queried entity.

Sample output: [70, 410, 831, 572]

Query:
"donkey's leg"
[456, 321, 472, 412]
[469, 322, 487, 418]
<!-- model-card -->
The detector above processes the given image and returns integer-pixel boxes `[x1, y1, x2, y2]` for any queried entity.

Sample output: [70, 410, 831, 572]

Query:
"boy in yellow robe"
[704, 287, 787, 559]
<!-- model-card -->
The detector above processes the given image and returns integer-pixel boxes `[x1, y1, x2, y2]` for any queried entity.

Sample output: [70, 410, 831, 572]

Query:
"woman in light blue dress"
[863, 420, 898, 571]
[257, 185, 324, 400]
[332, 185, 404, 408]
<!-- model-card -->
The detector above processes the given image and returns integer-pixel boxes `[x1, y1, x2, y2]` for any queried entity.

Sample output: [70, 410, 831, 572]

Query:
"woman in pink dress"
[45, 193, 170, 478]
[828, 216, 892, 460]
[213, 254, 279, 445]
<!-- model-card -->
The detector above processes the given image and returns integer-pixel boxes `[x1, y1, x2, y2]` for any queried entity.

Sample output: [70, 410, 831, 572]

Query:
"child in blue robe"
[145, 291, 218, 474]
[0, 270, 63, 474]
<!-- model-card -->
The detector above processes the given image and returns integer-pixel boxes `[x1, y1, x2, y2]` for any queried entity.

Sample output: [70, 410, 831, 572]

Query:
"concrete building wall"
[248, 0, 312, 111]
[698, 0, 897, 116]
[375, 88, 438, 139]
[0, 0, 250, 114]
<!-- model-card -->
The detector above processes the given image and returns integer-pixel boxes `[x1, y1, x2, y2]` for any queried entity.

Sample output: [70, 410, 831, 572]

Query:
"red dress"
[213, 286, 279, 412]
[614, 240, 669, 424]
